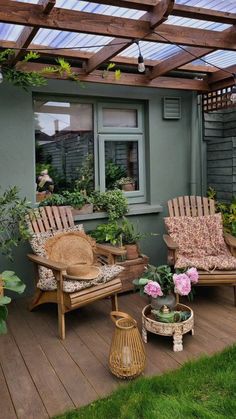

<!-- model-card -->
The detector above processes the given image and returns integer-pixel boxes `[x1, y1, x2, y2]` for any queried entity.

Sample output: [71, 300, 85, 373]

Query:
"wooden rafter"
[85, 0, 173, 74]
[149, 25, 234, 80]
[0, 1, 236, 52]
[208, 65, 236, 85]
[9, 0, 55, 65]
[1, 40, 216, 74]
[16, 61, 209, 91]
[172, 4, 236, 25]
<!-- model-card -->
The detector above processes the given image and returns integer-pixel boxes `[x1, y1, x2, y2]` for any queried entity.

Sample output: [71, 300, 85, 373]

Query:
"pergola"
[0, 0, 236, 109]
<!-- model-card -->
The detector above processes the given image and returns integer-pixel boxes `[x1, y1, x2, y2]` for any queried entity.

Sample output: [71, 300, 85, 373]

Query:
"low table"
[142, 303, 194, 352]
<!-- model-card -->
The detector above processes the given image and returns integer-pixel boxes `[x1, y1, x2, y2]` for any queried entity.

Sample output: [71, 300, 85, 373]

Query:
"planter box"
[70, 203, 93, 216]
[117, 254, 149, 293]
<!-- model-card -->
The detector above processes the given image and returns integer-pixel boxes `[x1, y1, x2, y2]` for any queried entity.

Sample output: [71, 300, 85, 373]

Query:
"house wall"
[204, 109, 236, 201]
[0, 79, 202, 295]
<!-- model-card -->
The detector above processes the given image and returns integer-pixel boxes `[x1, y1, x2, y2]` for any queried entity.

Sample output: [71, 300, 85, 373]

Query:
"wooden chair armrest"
[163, 234, 179, 250]
[95, 243, 127, 257]
[224, 233, 236, 248]
[27, 253, 67, 271]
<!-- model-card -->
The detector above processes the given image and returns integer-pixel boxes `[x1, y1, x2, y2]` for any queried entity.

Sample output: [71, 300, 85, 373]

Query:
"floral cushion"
[164, 213, 236, 271]
[29, 225, 124, 292]
[37, 265, 124, 293]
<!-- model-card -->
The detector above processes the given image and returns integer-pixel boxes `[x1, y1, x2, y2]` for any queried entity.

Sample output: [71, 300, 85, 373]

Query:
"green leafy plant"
[74, 154, 94, 195]
[114, 177, 135, 188]
[207, 187, 236, 236]
[120, 217, 149, 244]
[91, 189, 128, 221]
[0, 271, 26, 334]
[105, 161, 126, 190]
[89, 222, 122, 246]
[102, 62, 121, 81]
[39, 191, 89, 209]
[0, 186, 29, 335]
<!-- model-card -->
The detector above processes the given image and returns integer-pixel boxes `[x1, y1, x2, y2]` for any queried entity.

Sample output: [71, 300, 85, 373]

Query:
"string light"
[135, 40, 145, 73]
[0, 66, 3, 84]
[230, 74, 236, 103]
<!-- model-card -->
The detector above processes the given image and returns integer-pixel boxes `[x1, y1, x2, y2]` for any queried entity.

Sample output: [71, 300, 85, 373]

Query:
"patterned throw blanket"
[164, 213, 236, 271]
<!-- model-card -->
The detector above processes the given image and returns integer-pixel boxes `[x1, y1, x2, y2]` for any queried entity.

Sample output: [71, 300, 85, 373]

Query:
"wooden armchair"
[27, 206, 126, 339]
[163, 196, 236, 305]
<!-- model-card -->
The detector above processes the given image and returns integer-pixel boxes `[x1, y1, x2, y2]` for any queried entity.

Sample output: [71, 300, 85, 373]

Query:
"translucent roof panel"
[0, 23, 25, 41]
[175, 0, 236, 13]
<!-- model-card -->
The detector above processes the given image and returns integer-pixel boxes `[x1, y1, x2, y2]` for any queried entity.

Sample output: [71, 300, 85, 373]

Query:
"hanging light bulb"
[230, 74, 236, 103]
[135, 41, 145, 73]
[0, 66, 3, 84]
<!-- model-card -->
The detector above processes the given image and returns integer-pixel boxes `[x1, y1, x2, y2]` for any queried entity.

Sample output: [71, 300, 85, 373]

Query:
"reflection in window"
[34, 100, 94, 195]
[102, 108, 138, 128]
[105, 141, 139, 191]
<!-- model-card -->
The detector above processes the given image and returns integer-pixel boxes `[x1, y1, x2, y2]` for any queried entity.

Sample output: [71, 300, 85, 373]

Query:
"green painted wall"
[0, 79, 201, 295]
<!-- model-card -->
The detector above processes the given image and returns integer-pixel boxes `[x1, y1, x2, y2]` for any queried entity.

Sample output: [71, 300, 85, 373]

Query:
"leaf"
[107, 62, 116, 71]
[4, 282, 26, 294]
[0, 305, 8, 321]
[0, 318, 7, 335]
[138, 277, 149, 285]
[115, 69, 121, 80]
[0, 296, 11, 305]
[23, 51, 40, 62]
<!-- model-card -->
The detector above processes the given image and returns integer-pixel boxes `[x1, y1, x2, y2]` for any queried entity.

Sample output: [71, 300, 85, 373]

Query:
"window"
[34, 98, 146, 204]
[34, 99, 94, 196]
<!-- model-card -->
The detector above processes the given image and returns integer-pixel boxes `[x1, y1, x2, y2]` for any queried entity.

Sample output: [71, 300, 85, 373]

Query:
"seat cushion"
[164, 213, 236, 271]
[37, 264, 124, 293]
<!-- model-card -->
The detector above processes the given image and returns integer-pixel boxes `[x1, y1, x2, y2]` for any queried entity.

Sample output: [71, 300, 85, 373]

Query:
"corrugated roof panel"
[175, 0, 236, 13]
[0, 23, 25, 41]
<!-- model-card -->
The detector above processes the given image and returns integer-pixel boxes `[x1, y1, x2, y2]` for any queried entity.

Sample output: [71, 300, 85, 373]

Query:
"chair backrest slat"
[167, 196, 216, 218]
[28, 206, 75, 234]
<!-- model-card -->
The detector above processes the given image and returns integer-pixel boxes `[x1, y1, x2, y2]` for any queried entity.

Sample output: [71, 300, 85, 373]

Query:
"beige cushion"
[164, 213, 236, 271]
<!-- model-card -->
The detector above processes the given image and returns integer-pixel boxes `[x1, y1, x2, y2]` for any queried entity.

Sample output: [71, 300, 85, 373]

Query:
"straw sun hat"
[65, 264, 101, 281]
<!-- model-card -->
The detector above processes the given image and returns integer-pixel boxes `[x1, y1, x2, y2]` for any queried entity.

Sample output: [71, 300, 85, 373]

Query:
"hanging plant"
[0, 49, 81, 90]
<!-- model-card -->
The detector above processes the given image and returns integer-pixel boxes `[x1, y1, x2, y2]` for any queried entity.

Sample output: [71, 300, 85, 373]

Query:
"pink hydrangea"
[173, 273, 191, 296]
[186, 267, 199, 284]
[144, 281, 163, 298]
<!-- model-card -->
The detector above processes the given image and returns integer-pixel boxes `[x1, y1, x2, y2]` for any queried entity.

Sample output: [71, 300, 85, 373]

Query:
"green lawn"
[55, 345, 236, 419]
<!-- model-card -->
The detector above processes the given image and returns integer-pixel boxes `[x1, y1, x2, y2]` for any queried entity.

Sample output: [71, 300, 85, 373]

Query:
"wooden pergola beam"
[85, 0, 173, 74]
[149, 47, 213, 80]
[208, 64, 236, 84]
[16, 61, 209, 91]
[1, 1, 236, 51]
[10, 0, 55, 65]
[172, 4, 236, 25]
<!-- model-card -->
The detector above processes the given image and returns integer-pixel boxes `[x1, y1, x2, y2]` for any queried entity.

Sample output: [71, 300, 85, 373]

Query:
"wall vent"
[163, 97, 181, 120]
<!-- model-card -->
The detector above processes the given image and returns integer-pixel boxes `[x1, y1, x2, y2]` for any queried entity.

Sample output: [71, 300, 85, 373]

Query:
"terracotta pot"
[150, 293, 177, 311]
[125, 244, 140, 260]
[122, 183, 135, 192]
[70, 203, 93, 216]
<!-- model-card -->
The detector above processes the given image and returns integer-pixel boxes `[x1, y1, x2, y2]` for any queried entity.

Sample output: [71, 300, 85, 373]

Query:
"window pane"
[105, 140, 139, 191]
[102, 108, 137, 128]
[34, 100, 94, 196]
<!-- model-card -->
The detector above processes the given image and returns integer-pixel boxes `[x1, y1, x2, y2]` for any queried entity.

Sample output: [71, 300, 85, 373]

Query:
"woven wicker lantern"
[109, 311, 146, 379]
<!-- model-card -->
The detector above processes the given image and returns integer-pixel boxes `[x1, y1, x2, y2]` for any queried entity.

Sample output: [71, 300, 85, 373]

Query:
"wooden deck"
[1, 287, 236, 419]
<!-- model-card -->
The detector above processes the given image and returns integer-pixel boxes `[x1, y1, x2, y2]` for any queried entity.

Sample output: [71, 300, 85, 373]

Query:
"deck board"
[1, 288, 236, 418]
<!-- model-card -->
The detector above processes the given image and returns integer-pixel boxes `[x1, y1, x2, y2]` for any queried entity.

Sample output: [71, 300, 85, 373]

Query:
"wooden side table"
[142, 304, 194, 352]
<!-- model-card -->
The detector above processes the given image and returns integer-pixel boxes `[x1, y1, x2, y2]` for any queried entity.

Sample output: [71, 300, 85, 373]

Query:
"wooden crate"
[117, 254, 149, 293]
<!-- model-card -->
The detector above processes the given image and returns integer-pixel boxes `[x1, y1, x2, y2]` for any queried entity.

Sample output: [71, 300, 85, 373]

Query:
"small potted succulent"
[115, 177, 135, 192]
[120, 218, 143, 260]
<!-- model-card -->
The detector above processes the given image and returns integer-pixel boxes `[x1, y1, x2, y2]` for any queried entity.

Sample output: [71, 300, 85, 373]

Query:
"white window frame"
[98, 134, 146, 204]
[97, 102, 143, 134]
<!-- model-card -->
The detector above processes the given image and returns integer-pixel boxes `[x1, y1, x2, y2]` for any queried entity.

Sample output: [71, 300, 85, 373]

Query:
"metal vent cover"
[163, 97, 181, 120]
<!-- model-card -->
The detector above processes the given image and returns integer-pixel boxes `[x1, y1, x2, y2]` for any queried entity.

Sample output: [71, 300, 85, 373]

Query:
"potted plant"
[120, 218, 146, 260]
[0, 186, 29, 334]
[105, 161, 126, 190]
[39, 191, 93, 215]
[89, 221, 123, 246]
[115, 177, 135, 191]
[133, 265, 199, 311]
[91, 189, 128, 221]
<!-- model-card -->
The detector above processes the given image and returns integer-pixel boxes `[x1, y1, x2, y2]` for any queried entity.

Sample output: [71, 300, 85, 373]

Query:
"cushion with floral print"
[37, 264, 124, 293]
[164, 213, 236, 270]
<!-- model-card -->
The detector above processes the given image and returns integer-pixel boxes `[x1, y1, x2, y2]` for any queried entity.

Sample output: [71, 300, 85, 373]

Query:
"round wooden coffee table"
[142, 303, 194, 352]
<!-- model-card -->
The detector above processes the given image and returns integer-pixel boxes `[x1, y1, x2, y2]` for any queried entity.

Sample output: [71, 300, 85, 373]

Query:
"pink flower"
[144, 281, 163, 298]
[173, 273, 191, 296]
[186, 267, 199, 284]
